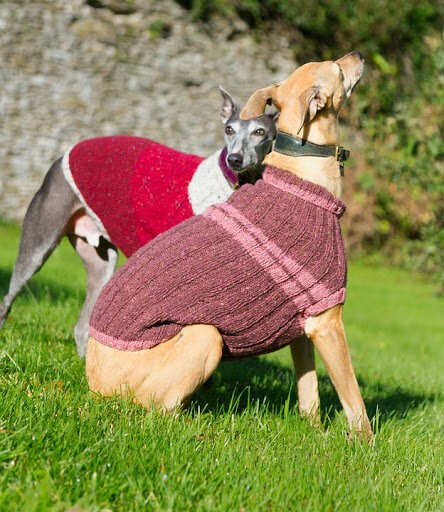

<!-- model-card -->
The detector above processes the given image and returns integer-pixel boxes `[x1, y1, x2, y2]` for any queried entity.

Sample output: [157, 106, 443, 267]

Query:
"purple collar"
[219, 147, 239, 189]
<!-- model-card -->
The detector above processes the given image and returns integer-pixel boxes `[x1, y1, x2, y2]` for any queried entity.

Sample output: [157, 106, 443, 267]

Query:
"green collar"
[274, 131, 350, 163]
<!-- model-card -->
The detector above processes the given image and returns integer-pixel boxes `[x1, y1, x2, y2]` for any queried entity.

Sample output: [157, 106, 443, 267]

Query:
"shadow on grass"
[1, 267, 437, 425]
[191, 356, 438, 424]
[0, 267, 84, 305]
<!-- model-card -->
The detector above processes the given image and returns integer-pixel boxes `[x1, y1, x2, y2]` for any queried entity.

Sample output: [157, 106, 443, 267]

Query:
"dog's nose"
[352, 50, 364, 61]
[227, 153, 243, 170]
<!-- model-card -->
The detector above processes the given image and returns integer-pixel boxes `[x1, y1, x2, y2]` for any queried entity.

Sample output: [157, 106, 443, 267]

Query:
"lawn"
[0, 220, 443, 511]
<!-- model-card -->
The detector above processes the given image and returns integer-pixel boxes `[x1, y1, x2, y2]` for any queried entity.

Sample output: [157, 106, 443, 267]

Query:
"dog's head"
[219, 86, 277, 183]
[239, 51, 364, 141]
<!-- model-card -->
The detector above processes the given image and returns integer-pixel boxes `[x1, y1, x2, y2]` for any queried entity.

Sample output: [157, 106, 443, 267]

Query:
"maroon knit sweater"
[89, 166, 347, 359]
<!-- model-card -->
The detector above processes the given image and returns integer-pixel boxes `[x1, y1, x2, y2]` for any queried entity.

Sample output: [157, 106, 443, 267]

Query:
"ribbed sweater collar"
[263, 166, 346, 217]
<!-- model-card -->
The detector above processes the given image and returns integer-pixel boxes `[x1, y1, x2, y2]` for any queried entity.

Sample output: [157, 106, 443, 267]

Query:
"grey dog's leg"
[69, 234, 118, 356]
[0, 158, 80, 328]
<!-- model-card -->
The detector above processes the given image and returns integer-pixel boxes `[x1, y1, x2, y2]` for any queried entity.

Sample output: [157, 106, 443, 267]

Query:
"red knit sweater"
[64, 135, 204, 256]
[89, 166, 347, 359]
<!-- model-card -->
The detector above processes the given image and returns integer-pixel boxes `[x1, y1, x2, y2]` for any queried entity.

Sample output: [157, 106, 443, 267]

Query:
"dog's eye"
[225, 126, 235, 135]
[253, 128, 266, 136]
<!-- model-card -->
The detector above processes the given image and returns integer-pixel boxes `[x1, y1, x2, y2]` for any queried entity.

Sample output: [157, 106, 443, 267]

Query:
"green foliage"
[364, 40, 444, 286]
[148, 19, 172, 40]
[178, 1, 441, 63]
[0, 223, 443, 510]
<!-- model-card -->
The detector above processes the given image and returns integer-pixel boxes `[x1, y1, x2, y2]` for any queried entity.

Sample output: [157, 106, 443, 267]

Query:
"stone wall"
[0, 0, 295, 221]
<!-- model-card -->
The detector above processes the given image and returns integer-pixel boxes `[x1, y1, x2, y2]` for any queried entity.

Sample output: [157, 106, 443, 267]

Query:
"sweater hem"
[303, 287, 346, 318]
[89, 325, 176, 352]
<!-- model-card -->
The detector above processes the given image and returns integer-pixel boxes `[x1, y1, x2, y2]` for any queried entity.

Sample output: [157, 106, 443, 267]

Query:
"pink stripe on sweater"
[205, 203, 332, 306]
[214, 203, 346, 312]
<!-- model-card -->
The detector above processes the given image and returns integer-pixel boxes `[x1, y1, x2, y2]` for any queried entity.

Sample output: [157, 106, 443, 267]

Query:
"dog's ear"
[272, 110, 279, 126]
[219, 85, 240, 124]
[296, 86, 327, 135]
[239, 83, 280, 120]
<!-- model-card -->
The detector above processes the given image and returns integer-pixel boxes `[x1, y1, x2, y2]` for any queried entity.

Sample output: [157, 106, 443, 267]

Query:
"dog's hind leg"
[86, 324, 223, 410]
[290, 336, 320, 424]
[305, 305, 372, 442]
[0, 158, 80, 329]
[68, 233, 118, 357]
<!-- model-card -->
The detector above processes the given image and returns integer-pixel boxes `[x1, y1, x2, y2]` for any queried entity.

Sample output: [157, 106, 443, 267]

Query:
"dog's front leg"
[290, 336, 320, 424]
[68, 234, 118, 357]
[304, 305, 372, 442]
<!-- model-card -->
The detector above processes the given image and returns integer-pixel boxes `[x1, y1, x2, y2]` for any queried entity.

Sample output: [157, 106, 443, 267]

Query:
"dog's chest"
[187, 150, 233, 214]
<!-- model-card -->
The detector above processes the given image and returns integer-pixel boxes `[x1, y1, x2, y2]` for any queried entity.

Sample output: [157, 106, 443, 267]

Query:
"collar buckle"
[335, 146, 350, 162]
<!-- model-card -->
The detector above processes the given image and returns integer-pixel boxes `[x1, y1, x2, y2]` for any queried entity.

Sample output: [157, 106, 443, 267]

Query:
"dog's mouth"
[227, 138, 273, 174]
[231, 163, 260, 175]
[226, 156, 260, 174]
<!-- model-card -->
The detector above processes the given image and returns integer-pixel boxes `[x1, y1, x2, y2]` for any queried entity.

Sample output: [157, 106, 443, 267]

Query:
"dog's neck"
[264, 114, 344, 198]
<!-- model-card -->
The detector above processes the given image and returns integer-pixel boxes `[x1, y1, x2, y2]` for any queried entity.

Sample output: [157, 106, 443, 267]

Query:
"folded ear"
[219, 85, 239, 124]
[272, 110, 279, 126]
[296, 86, 327, 135]
[239, 83, 280, 120]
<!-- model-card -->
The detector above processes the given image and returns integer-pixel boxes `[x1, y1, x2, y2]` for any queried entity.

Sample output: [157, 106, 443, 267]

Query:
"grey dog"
[0, 87, 276, 355]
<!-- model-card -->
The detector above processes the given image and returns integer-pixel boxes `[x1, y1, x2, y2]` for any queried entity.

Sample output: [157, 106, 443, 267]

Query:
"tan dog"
[86, 51, 372, 441]
[239, 51, 369, 434]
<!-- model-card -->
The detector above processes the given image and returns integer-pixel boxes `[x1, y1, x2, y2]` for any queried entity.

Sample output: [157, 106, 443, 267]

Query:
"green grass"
[0, 220, 443, 511]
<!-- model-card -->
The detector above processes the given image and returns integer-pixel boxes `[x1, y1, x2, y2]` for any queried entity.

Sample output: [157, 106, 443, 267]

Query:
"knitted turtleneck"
[62, 135, 233, 257]
[89, 166, 347, 359]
